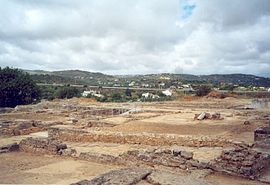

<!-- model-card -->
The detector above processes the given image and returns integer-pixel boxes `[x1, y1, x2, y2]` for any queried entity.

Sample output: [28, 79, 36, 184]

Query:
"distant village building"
[158, 83, 165, 89]
[129, 81, 135, 87]
[268, 88, 270, 93]
[82, 91, 93, 97]
[152, 94, 160, 99]
[162, 89, 172, 96]
[142, 92, 150, 98]
[141, 92, 160, 99]
[82, 90, 104, 98]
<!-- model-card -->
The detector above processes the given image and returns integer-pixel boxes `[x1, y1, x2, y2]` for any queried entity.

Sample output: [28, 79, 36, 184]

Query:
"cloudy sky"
[0, 0, 270, 76]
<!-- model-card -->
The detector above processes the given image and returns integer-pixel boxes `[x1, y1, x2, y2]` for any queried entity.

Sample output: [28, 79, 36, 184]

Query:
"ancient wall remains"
[0, 143, 19, 153]
[120, 148, 207, 170]
[19, 137, 67, 155]
[48, 128, 235, 147]
[209, 146, 270, 179]
[254, 126, 270, 141]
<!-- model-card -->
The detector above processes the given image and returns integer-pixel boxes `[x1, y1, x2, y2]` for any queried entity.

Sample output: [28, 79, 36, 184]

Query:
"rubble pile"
[194, 112, 223, 120]
[210, 146, 270, 179]
[19, 137, 67, 155]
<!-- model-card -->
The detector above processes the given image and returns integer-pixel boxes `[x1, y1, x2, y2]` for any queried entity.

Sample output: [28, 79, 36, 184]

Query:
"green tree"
[55, 86, 80, 99]
[0, 67, 40, 107]
[125, 88, 132, 97]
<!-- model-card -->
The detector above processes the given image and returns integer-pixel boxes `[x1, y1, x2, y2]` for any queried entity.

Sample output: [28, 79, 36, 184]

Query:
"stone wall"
[254, 126, 270, 141]
[79, 152, 120, 164]
[0, 143, 19, 153]
[120, 148, 207, 171]
[209, 146, 270, 179]
[19, 137, 67, 155]
[48, 128, 235, 147]
[0, 120, 45, 136]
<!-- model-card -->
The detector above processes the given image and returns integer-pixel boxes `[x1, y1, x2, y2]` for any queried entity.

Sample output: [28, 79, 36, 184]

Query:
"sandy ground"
[0, 152, 119, 185]
[206, 173, 268, 185]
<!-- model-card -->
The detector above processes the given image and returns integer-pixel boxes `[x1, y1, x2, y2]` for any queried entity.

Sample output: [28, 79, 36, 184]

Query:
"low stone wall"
[0, 120, 44, 136]
[120, 148, 207, 170]
[0, 143, 19, 153]
[0, 108, 13, 113]
[209, 146, 270, 179]
[86, 120, 116, 127]
[254, 126, 270, 141]
[19, 137, 67, 155]
[79, 152, 120, 164]
[48, 128, 236, 147]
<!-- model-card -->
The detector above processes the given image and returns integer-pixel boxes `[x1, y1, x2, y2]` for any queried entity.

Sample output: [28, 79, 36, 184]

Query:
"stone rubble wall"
[19, 137, 67, 155]
[48, 128, 238, 147]
[209, 146, 270, 179]
[0, 143, 19, 153]
[0, 120, 45, 136]
[254, 126, 270, 141]
[120, 148, 208, 171]
[79, 152, 120, 164]
[0, 120, 62, 136]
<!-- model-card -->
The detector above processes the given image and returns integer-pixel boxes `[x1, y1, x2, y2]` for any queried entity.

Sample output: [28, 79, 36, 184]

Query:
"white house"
[152, 95, 160, 99]
[82, 90, 104, 98]
[142, 92, 150, 98]
[82, 91, 94, 97]
[162, 89, 172, 96]
[129, 81, 135, 87]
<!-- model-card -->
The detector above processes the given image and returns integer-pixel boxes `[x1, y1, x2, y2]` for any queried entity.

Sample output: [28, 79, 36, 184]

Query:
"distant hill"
[24, 69, 116, 86]
[199, 74, 270, 87]
[23, 69, 270, 87]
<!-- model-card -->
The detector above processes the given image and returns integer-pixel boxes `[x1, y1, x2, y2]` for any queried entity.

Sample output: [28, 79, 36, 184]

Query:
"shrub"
[55, 86, 80, 99]
[195, 85, 212, 96]
[0, 67, 40, 107]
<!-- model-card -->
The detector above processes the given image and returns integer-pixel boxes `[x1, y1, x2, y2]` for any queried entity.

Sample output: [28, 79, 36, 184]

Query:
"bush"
[111, 93, 122, 102]
[55, 86, 80, 99]
[39, 86, 59, 100]
[0, 67, 40, 107]
[195, 85, 212, 96]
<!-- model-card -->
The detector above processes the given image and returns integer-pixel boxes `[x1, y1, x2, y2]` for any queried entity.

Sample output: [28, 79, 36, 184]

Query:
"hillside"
[23, 69, 270, 87]
[200, 74, 270, 87]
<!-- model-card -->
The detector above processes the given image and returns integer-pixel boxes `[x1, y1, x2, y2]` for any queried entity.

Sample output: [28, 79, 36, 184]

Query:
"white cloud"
[0, 0, 270, 77]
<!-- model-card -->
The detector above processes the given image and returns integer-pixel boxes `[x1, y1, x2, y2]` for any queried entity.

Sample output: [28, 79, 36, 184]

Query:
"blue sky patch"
[181, 0, 196, 19]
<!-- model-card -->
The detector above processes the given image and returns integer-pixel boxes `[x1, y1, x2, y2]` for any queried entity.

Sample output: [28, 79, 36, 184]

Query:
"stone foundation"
[48, 128, 235, 147]
[254, 126, 270, 141]
[209, 146, 270, 179]
[120, 148, 208, 170]
[0, 143, 19, 153]
[19, 137, 67, 155]
[0, 120, 44, 136]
